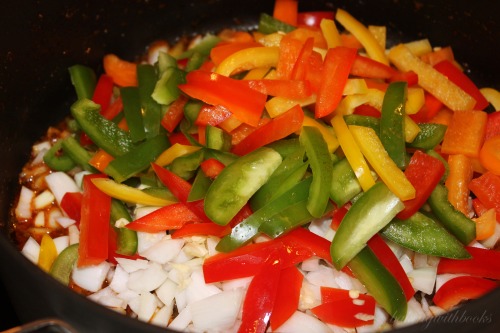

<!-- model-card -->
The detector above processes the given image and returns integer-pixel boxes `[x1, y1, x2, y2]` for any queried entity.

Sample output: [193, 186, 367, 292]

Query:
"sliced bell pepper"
[276, 33, 303, 80]
[335, 9, 388, 65]
[200, 158, 226, 179]
[406, 123, 447, 151]
[60, 192, 83, 223]
[68, 64, 97, 100]
[473, 208, 497, 240]
[178, 70, 267, 127]
[103, 53, 137, 87]
[367, 234, 415, 301]
[331, 114, 376, 192]
[299, 126, 332, 217]
[468, 171, 500, 220]
[160, 95, 189, 133]
[204, 147, 282, 225]
[171, 222, 231, 239]
[89, 149, 114, 173]
[397, 150, 445, 219]
[485, 112, 500, 141]
[382, 212, 470, 259]
[231, 104, 304, 156]
[330, 182, 404, 270]
[38, 234, 58, 273]
[440, 110, 488, 158]
[320, 18, 342, 48]
[151, 162, 191, 202]
[215, 46, 280, 77]
[315, 46, 357, 118]
[71, 98, 134, 157]
[434, 60, 489, 111]
[349, 125, 415, 201]
[43, 139, 76, 172]
[109, 199, 138, 256]
[388, 44, 475, 112]
[301, 112, 339, 153]
[125, 202, 204, 232]
[350, 54, 396, 79]
[78, 174, 111, 267]
[329, 158, 364, 207]
[270, 265, 303, 331]
[479, 136, 500, 175]
[445, 154, 474, 216]
[60, 136, 96, 173]
[91, 74, 114, 113]
[311, 287, 376, 328]
[433, 276, 497, 311]
[120, 86, 146, 142]
[195, 104, 231, 127]
[137, 64, 163, 138]
[273, 0, 298, 26]
[155, 143, 201, 167]
[258, 13, 295, 35]
[290, 37, 314, 81]
[299, 11, 335, 28]
[480, 87, 500, 110]
[49, 243, 79, 286]
[380, 81, 408, 169]
[91, 178, 174, 206]
[427, 183, 476, 245]
[437, 246, 500, 280]
[420, 46, 454, 66]
[244, 79, 312, 100]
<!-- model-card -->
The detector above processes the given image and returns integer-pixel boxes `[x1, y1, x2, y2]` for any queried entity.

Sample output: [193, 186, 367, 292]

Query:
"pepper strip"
[331, 114, 376, 191]
[215, 46, 280, 77]
[349, 125, 415, 201]
[335, 9, 388, 65]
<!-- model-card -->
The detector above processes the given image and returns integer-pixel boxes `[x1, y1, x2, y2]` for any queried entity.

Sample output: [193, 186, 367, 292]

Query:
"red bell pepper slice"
[350, 54, 396, 79]
[238, 248, 283, 333]
[244, 79, 312, 100]
[433, 276, 497, 311]
[178, 70, 267, 127]
[270, 266, 304, 331]
[125, 202, 205, 233]
[315, 46, 357, 118]
[273, 0, 298, 26]
[171, 222, 231, 239]
[472, 198, 489, 217]
[389, 70, 418, 87]
[77, 174, 111, 267]
[151, 162, 191, 202]
[279, 226, 331, 263]
[60, 192, 83, 224]
[311, 287, 376, 328]
[297, 11, 334, 28]
[367, 234, 415, 301]
[291, 37, 315, 81]
[194, 104, 232, 127]
[92, 74, 114, 113]
[168, 132, 192, 146]
[397, 150, 445, 219]
[200, 158, 226, 179]
[468, 171, 500, 221]
[437, 246, 500, 280]
[485, 111, 500, 141]
[107, 226, 142, 265]
[161, 94, 189, 132]
[231, 104, 304, 156]
[434, 60, 489, 111]
[276, 34, 304, 80]
[411, 92, 443, 123]
[354, 104, 381, 118]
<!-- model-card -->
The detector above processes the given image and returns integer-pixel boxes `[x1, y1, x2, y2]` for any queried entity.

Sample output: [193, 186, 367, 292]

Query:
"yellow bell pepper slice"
[368, 25, 386, 50]
[405, 87, 425, 115]
[215, 47, 280, 77]
[219, 115, 243, 133]
[404, 116, 421, 143]
[404, 39, 433, 56]
[300, 115, 339, 153]
[265, 95, 316, 118]
[257, 32, 284, 47]
[320, 18, 342, 48]
[335, 8, 389, 65]
[480, 87, 500, 110]
[332, 115, 376, 191]
[349, 125, 415, 201]
[155, 144, 202, 167]
[343, 78, 368, 95]
[388, 44, 475, 112]
[243, 67, 271, 80]
[91, 178, 175, 207]
[38, 234, 58, 272]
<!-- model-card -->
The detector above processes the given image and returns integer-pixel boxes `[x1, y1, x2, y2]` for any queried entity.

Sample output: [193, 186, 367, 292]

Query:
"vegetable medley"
[12, 0, 500, 332]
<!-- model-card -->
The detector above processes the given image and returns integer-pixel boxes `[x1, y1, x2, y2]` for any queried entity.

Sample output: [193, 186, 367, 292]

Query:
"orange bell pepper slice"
[103, 54, 137, 87]
[479, 136, 500, 175]
[273, 0, 298, 26]
[445, 154, 474, 216]
[441, 110, 488, 158]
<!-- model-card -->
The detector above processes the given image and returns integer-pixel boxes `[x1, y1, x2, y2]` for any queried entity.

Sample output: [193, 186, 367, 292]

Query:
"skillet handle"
[1, 318, 77, 333]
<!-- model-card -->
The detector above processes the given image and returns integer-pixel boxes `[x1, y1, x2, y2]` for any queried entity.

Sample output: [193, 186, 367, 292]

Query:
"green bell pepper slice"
[121, 86, 146, 143]
[258, 13, 295, 34]
[71, 98, 134, 157]
[300, 126, 333, 218]
[43, 139, 77, 172]
[137, 64, 163, 138]
[427, 183, 476, 245]
[61, 136, 97, 173]
[169, 148, 205, 180]
[344, 114, 380, 136]
[187, 168, 213, 202]
[348, 247, 407, 321]
[110, 199, 138, 256]
[330, 182, 404, 270]
[380, 81, 408, 169]
[407, 123, 447, 151]
[330, 158, 363, 207]
[68, 65, 96, 100]
[381, 211, 471, 259]
[49, 243, 79, 285]
[204, 147, 282, 226]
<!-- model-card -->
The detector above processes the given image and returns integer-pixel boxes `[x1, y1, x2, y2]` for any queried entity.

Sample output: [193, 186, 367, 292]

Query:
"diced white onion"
[72, 261, 111, 292]
[44, 171, 80, 205]
[305, 265, 339, 289]
[21, 236, 40, 264]
[73, 171, 92, 189]
[52, 235, 69, 254]
[301, 258, 320, 272]
[174, 289, 188, 313]
[15, 186, 34, 219]
[115, 257, 150, 273]
[55, 216, 76, 228]
[109, 264, 130, 293]
[399, 253, 414, 273]
[136, 231, 167, 254]
[357, 306, 389, 333]
[127, 262, 168, 293]
[33, 211, 45, 227]
[33, 190, 55, 209]
[137, 292, 159, 322]
[273, 310, 332, 333]
[185, 269, 221, 304]
[67, 225, 80, 245]
[191, 288, 244, 331]
[88, 286, 127, 309]
[47, 208, 63, 228]
[156, 278, 178, 307]
[168, 304, 192, 331]
[394, 297, 427, 328]
[221, 276, 252, 291]
[407, 266, 436, 295]
[141, 236, 184, 264]
[150, 303, 174, 327]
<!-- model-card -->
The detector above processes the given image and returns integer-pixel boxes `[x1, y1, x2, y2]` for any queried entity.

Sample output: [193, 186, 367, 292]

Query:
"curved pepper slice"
[204, 147, 282, 225]
[330, 182, 404, 270]
[215, 46, 280, 77]
[433, 276, 498, 311]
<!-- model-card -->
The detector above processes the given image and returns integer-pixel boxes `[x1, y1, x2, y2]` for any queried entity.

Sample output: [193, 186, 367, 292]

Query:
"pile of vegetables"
[13, 0, 500, 331]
